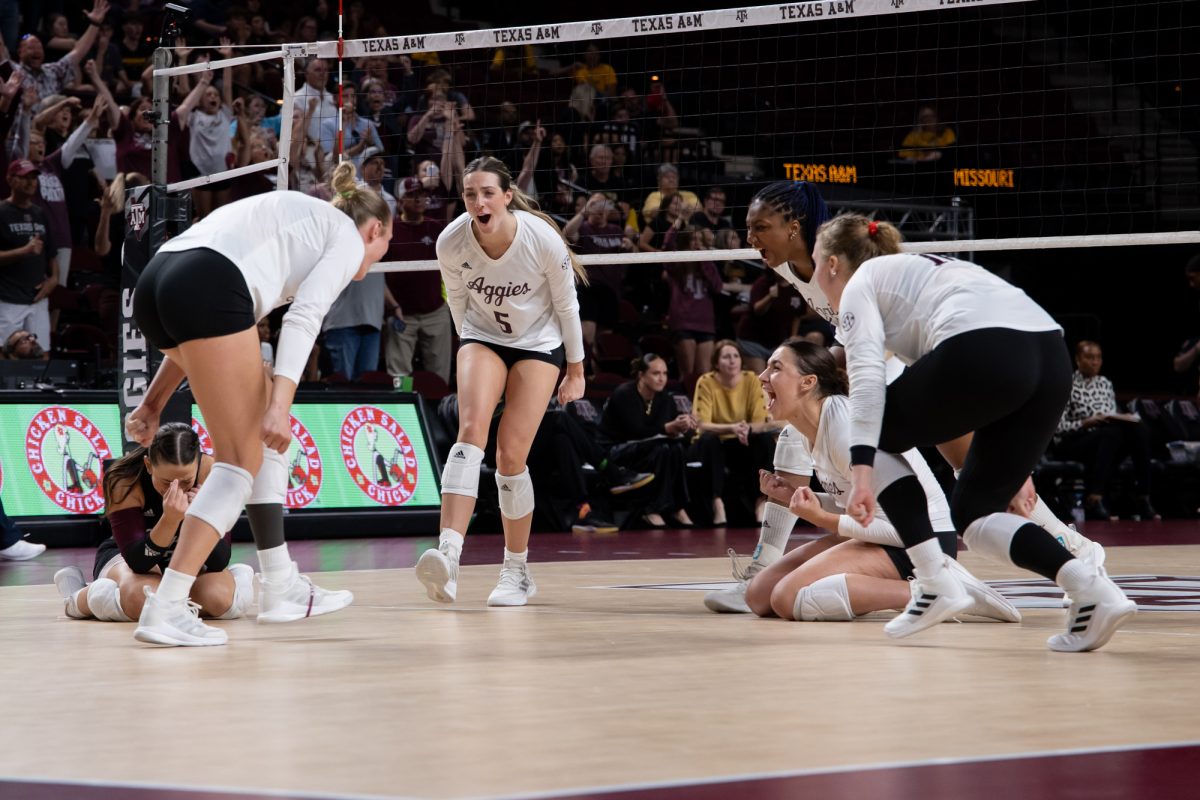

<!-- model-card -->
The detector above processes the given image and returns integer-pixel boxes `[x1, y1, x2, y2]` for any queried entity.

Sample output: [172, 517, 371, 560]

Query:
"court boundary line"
[467, 739, 1200, 800]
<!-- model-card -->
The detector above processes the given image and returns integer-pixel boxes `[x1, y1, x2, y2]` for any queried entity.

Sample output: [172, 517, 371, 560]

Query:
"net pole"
[336, 0, 344, 162]
[278, 51, 296, 189]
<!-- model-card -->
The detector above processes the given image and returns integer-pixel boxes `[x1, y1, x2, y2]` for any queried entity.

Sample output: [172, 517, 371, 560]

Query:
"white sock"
[906, 538, 947, 579]
[1055, 558, 1095, 594]
[156, 568, 196, 604]
[258, 543, 293, 586]
[440, 528, 465, 557]
[1028, 494, 1084, 551]
[504, 547, 528, 564]
[755, 503, 798, 566]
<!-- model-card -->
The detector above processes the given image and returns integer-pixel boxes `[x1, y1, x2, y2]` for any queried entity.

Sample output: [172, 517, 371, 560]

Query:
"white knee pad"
[793, 573, 855, 621]
[441, 442, 485, 498]
[248, 445, 288, 505]
[87, 578, 132, 622]
[872, 451, 916, 493]
[962, 512, 1028, 567]
[496, 468, 535, 519]
[773, 424, 814, 477]
[186, 463, 254, 534]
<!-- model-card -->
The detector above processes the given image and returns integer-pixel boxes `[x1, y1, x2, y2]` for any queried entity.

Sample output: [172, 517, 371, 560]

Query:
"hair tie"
[338, 189, 356, 199]
[867, 221, 879, 237]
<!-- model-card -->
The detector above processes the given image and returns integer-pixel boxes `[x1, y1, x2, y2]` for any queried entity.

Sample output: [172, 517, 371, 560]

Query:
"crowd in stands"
[0, 2, 1197, 533]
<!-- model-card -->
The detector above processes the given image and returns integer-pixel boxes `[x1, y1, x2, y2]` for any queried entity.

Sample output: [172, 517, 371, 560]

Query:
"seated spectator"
[690, 187, 733, 233]
[534, 131, 580, 217]
[736, 269, 803, 373]
[527, 406, 654, 533]
[593, 104, 641, 165]
[601, 354, 697, 527]
[663, 225, 724, 389]
[563, 194, 632, 358]
[3, 328, 45, 360]
[898, 105, 955, 162]
[691, 340, 780, 525]
[1053, 340, 1158, 521]
[580, 144, 630, 213]
[641, 163, 699, 224]
[561, 45, 618, 98]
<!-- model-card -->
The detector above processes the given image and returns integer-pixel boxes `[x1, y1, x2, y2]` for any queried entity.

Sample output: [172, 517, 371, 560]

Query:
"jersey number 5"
[494, 311, 512, 334]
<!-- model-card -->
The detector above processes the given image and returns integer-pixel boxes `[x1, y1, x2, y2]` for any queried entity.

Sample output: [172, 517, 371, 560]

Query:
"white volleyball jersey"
[806, 394, 952, 545]
[157, 192, 364, 385]
[772, 262, 840, 340]
[840, 253, 1061, 453]
[437, 210, 585, 363]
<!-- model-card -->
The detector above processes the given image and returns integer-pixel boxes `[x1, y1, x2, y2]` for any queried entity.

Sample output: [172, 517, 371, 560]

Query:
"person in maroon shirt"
[383, 176, 451, 384]
[735, 269, 803, 373]
[663, 225, 724, 391]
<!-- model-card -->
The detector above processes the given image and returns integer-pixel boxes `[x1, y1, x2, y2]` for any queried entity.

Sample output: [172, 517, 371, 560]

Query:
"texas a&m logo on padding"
[285, 415, 322, 508]
[340, 406, 420, 506]
[26, 407, 112, 513]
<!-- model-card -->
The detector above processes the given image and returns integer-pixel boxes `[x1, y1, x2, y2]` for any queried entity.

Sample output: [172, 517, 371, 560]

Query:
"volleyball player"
[707, 181, 1101, 614]
[124, 162, 392, 646]
[814, 215, 1135, 651]
[415, 156, 585, 608]
[53, 423, 253, 623]
[746, 340, 1018, 623]
[704, 181, 830, 613]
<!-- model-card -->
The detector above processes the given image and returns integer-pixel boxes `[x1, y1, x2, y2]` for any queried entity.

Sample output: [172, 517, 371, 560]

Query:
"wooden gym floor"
[1, 522, 1198, 800]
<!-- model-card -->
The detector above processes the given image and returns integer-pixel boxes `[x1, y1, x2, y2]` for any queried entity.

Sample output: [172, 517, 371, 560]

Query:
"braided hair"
[750, 181, 832, 255]
[103, 423, 200, 506]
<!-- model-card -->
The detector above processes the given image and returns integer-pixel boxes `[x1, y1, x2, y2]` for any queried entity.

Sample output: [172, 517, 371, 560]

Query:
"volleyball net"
[151, 0, 1199, 278]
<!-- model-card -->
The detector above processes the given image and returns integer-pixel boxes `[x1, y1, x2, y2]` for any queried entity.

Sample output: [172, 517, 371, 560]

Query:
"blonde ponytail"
[329, 160, 391, 228]
[816, 214, 904, 274]
[463, 156, 589, 286]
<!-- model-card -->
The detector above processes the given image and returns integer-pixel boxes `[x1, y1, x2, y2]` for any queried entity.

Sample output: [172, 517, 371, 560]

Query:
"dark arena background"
[0, 1, 1198, 799]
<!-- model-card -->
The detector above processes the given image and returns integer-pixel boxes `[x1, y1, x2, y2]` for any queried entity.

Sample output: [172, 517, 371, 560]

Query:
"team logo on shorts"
[285, 415, 323, 508]
[191, 418, 214, 455]
[25, 407, 113, 514]
[841, 312, 855, 331]
[340, 406, 420, 506]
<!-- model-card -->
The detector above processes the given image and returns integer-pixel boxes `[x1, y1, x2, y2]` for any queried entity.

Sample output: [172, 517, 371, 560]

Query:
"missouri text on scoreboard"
[953, 168, 1016, 188]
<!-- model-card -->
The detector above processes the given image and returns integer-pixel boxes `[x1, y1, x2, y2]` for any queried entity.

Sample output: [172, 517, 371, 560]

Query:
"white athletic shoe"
[703, 549, 765, 614]
[1048, 568, 1137, 652]
[215, 563, 255, 620]
[257, 563, 354, 623]
[0, 539, 46, 561]
[884, 555, 974, 639]
[947, 558, 1022, 623]
[415, 544, 459, 603]
[486, 559, 537, 607]
[54, 565, 87, 619]
[134, 588, 228, 647]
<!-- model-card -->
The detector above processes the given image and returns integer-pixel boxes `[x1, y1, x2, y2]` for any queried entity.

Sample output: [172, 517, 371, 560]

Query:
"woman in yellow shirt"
[691, 340, 783, 525]
[898, 106, 956, 161]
